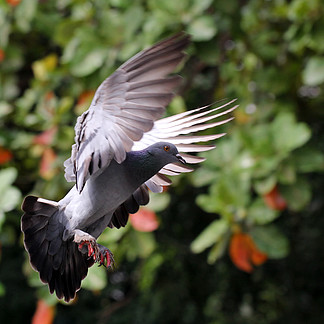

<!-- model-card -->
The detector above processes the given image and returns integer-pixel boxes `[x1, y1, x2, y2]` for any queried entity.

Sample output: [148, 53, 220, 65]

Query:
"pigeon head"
[146, 142, 186, 165]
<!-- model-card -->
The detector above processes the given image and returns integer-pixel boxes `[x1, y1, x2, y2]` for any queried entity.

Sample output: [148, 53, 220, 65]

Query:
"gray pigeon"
[21, 33, 237, 302]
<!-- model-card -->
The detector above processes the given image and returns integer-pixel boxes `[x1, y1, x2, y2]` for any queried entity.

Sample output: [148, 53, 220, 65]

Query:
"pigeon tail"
[21, 196, 94, 302]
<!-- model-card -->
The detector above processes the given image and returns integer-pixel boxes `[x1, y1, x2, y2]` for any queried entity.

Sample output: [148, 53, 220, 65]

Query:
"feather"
[161, 133, 226, 144]
[175, 144, 216, 152]
[64, 33, 190, 192]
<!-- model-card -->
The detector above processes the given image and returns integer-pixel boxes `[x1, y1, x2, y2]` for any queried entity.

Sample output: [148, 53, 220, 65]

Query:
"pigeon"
[21, 33, 237, 302]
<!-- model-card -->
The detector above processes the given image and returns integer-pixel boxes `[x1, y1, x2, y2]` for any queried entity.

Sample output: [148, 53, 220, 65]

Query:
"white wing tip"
[37, 198, 59, 207]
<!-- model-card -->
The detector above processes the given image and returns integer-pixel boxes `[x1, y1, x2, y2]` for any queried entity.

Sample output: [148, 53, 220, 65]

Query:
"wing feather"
[65, 33, 190, 192]
[132, 100, 238, 192]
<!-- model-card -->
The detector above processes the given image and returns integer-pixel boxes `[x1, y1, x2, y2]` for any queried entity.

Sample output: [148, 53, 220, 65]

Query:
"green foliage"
[250, 225, 290, 259]
[0, 168, 21, 230]
[0, 0, 324, 323]
[190, 219, 228, 254]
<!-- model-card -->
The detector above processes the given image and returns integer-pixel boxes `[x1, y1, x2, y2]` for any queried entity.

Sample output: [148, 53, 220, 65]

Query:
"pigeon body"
[60, 142, 183, 237]
[21, 33, 237, 302]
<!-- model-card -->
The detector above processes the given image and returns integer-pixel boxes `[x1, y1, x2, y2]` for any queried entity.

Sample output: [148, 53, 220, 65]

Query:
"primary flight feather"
[21, 33, 237, 302]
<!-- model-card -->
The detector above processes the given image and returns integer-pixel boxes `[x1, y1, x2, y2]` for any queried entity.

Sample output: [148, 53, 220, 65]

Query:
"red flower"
[0, 147, 12, 164]
[32, 299, 55, 324]
[33, 126, 57, 146]
[263, 185, 287, 211]
[75, 90, 96, 114]
[39, 147, 57, 180]
[229, 232, 267, 273]
[77, 90, 95, 106]
[130, 208, 159, 232]
[6, 0, 20, 6]
[0, 49, 5, 62]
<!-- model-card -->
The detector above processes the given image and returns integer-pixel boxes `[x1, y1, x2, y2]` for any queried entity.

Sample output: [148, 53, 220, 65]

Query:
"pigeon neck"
[124, 150, 164, 185]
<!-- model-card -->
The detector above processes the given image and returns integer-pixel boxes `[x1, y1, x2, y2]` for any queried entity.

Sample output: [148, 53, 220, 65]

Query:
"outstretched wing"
[64, 33, 190, 192]
[133, 99, 238, 193]
[108, 100, 238, 229]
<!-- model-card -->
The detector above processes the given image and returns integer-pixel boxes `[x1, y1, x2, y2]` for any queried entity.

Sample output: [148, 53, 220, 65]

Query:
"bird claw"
[97, 245, 115, 269]
[77, 240, 99, 261]
[74, 230, 115, 268]
[76, 240, 114, 268]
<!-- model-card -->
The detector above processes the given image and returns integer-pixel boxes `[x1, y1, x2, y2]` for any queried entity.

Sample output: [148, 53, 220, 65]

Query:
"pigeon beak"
[176, 154, 186, 164]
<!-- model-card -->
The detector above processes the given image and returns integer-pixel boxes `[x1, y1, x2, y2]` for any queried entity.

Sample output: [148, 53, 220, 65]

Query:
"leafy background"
[1, 0, 324, 323]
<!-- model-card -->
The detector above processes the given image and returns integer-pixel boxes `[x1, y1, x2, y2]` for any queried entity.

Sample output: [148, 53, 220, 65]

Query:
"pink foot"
[73, 230, 115, 268]
[97, 244, 115, 269]
[77, 240, 99, 261]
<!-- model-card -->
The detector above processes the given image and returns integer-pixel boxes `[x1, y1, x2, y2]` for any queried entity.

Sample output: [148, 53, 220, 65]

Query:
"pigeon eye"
[164, 145, 170, 152]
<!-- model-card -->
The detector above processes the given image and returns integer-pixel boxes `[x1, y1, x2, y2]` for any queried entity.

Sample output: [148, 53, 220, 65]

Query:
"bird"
[21, 33, 237, 302]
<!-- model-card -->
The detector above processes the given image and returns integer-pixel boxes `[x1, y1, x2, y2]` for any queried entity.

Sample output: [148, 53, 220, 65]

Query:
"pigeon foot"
[73, 229, 114, 267]
[74, 230, 99, 261]
[97, 243, 115, 269]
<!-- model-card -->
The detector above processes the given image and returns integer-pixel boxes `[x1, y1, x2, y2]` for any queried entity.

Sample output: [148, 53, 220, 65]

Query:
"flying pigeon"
[21, 33, 237, 302]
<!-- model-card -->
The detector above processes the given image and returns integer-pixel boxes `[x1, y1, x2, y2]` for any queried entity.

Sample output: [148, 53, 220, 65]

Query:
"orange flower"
[77, 90, 95, 105]
[229, 232, 267, 273]
[75, 90, 95, 114]
[0, 49, 5, 62]
[130, 208, 159, 232]
[40, 147, 57, 180]
[0, 147, 12, 164]
[33, 126, 57, 146]
[263, 185, 287, 211]
[32, 299, 55, 324]
[6, 0, 20, 6]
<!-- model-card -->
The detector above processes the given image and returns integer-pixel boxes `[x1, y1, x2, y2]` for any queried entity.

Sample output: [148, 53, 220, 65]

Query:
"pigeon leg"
[97, 244, 115, 269]
[73, 230, 115, 267]
[73, 229, 100, 261]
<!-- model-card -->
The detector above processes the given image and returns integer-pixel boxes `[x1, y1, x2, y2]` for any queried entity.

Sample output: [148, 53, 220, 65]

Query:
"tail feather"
[21, 195, 94, 302]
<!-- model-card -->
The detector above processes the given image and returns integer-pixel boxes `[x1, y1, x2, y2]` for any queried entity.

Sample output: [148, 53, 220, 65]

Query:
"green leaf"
[54, 21, 81, 47]
[277, 163, 297, 184]
[207, 233, 229, 264]
[70, 48, 107, 77]
[290, 147, 324, 172]
[0, 210, 4, 230]
[0, 168, 17, 195]
[196, 193, 220, 214]
[239, 124, 274, 156]
[126, 231, 156, 261]
[302, 57, 324, 86]
[123, 5, 145, 40]
[147, 192, 170, 212]
[250, 225, 289, 259]
[0, 282, 5, 297]
[187, 16, 217, 41]
[254, 175, 277, 195]
[168, 96, 186, 116]
[148, 0, 189, 15]
[82, 265, 107, 291]
[98, 226, 127, 247]
[196, 173, 251, 214]
[191, 0, 213, 15]
[271, 112, 311, 153]
[61, 37, 80, 64]
[280, 178, 311, 211]
[0, 187, 21, 212]
[37, 286, 59, 306]
[0, 9, 10, 48]
[14, 0, 37, 32]
[139, 253, 164, 291]
[0, 101, 13, 117]
[135, 232, 156, 258]
[247, 198, 279, 225]
[191, 219, 228, 253]
[191, 167, 219, 187]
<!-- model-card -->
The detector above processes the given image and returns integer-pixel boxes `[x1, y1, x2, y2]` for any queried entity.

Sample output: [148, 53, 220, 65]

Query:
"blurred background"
[0, 0, 324, 323]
